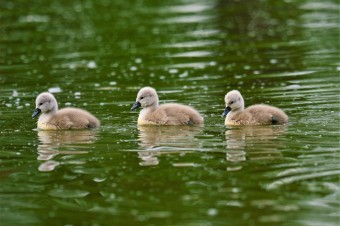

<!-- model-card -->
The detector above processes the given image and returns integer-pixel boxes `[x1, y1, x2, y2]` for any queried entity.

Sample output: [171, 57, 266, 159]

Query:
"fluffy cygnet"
[131, 87, 204, 125]
[32, 92, 100, 130]
[222, 90, 288, 125]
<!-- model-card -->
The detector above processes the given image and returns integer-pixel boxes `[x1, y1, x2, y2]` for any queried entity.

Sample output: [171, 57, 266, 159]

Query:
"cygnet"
[131, 87, 204, 125]
[222, 90, 288, 125]
[32, 92, 100, 130]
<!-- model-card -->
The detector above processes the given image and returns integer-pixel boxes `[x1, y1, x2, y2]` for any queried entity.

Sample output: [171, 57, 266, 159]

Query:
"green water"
[1, 0, 339, 225]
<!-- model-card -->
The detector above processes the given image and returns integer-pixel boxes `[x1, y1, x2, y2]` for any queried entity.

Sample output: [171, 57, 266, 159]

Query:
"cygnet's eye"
[230, 101, 234, 105]
[39, 103, 43, 106]
[140, 97, 144, 100]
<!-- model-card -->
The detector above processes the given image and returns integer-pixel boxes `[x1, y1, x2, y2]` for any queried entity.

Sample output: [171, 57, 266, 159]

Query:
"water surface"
[1, 0, 339, 225]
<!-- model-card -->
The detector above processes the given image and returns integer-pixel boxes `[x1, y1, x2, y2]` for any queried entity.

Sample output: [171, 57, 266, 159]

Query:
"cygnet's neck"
[52, 100, 59, 112]
[143, 104, 158, 112]
[139, 102, 158, 120]
[147, 100, 159, 109]
[234, 105, 244, 113]
[227, 104, 244, 120]
[39, 105, 58, 123]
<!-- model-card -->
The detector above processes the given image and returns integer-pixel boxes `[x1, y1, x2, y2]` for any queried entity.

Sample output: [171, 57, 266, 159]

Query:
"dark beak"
[222, 106, 231, 117]
[131, 101, 141, 111]
[32, 108, 41, 118]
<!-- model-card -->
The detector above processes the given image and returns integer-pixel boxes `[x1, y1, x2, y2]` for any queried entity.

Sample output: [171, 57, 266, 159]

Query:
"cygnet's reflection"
[37, 130, 98, 171]
[137, 125, 203, 166]
[225, 125, 287, 170]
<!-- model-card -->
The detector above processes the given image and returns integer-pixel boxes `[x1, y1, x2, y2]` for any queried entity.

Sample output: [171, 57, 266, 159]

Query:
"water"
[1, 0, 339, 225]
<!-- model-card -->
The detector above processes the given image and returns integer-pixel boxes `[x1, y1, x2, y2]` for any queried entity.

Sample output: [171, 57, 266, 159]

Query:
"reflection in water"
[137, 126, 203, 166]
[225, 126, 287, 170]
[37, 130, 98, 171]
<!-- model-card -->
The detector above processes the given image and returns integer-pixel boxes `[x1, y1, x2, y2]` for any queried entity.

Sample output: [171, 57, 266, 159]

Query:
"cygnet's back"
[32, 92, 100, 130]
[148, 103, 204, 125]
[47, 107, 100, 129]
[131, 87, 204, 125]
[223, 90, 288, 126]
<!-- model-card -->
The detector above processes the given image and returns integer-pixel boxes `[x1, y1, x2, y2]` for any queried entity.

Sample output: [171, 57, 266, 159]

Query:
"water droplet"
[48, 87, 62, 93]
[179, 71, 188, 78]
[93, 177, 107, 182]
[130, 66, 138, 71]
[169, 68, 178, 74]
[286, 84, 301, 90]
[74, 92, 81, 99]
[270, 59, 278, 64]
[12, 90, 19, 97]
[207, 208, 218, 216]
[135, 58, 142, 64]
[87, 61, 97, 69]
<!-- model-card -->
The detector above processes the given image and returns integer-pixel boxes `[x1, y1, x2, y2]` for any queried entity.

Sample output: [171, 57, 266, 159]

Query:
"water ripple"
[266, 170, 340, 190]
[169, 50, 214, 58]
[157, 15, 215, 24]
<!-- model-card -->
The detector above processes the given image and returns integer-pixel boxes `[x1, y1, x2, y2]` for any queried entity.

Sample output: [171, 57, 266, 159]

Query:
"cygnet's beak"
[222, 106, 231, 117]
[131, 101, 141, 111]
[32, 108, 41, 118]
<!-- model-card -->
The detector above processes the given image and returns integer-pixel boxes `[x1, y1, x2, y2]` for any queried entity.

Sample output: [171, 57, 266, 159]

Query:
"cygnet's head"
[131, 87, 159, 110]
[32, 92, 58, 118]
[222, 90, 244, 117]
